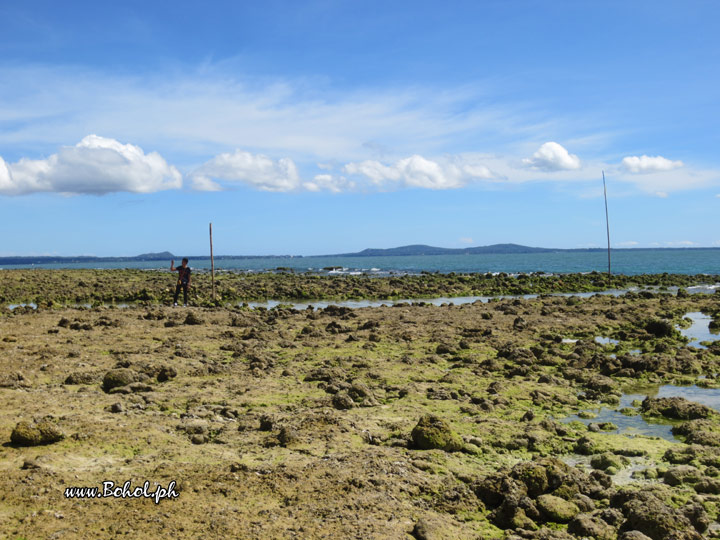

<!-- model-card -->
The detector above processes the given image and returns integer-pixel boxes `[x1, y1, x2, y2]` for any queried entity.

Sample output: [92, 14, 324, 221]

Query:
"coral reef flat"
[1, 271, 720, 538]
[0, 268, 717, 307]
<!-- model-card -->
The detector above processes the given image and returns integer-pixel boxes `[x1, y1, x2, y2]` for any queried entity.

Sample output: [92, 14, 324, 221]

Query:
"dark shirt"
[176, 266, 191, 285]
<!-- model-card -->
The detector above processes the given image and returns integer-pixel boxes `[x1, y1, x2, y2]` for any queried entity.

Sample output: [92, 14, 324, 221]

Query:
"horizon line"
[2, 244, 720, 260]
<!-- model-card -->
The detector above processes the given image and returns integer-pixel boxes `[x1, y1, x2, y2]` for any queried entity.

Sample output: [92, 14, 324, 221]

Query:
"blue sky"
[1, 0, 719, 256]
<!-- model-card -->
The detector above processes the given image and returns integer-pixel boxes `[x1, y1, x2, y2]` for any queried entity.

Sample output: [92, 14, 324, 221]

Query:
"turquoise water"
[2, 249, 719, 275]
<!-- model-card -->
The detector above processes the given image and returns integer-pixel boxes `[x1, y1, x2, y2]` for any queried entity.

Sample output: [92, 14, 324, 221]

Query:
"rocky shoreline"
[1, 272, 720, 538]
[0, 268, 718, 307]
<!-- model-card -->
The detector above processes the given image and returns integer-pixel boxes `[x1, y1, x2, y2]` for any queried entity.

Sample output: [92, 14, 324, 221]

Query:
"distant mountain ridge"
[2, 244, 719, 266]
[0, 251, 176, 265]
[325, 244, 720, 257]
[0, 251, 295, 265]
[334, 243, 557, 257]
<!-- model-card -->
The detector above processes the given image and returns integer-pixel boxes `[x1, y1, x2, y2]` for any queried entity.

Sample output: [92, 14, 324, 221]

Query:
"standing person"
[171, 258, 191, 306]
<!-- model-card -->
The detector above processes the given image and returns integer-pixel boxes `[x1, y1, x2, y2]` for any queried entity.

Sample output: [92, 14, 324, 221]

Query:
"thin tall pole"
[602, 171, 611, 276]
[209, 222, 216, 300]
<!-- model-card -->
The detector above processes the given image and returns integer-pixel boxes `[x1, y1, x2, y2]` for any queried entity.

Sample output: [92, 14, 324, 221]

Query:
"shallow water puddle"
[6, 284, 719, 311]
[563, 455, 652, 486]
[242, 288, 688, 310]
[679, 312, 719, 349]
[563, 383, 720, 443]
[594, 336, 620, 346]
[7, 303, 38, 310]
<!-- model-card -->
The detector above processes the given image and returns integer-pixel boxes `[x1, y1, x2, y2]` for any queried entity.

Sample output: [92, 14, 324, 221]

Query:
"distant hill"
[0, 252, 176, 265]
[0, 252, 300, 265]
[330, 243, 562, 257]
[323, 243, 720, 257]
[135, 251, 175, 260]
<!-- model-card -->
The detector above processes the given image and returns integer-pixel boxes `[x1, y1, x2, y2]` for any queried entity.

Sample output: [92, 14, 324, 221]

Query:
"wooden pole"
[209, 222, 216, 300]
[602, 171, 611, 276]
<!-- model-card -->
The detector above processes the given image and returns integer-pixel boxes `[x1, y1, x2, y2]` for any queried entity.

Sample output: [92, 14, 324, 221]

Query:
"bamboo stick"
[210, 222, 215, 300]
[603, 171, 611, 276]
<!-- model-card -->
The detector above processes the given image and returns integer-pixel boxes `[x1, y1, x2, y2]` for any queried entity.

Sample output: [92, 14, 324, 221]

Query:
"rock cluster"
[10, 420, 64, 446]
[477, 457, 708, 539]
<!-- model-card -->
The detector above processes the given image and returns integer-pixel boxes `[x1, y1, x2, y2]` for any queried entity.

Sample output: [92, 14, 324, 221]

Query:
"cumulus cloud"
[0, 135, 181, 195]
[522, 142, 581, 171]
[0, 157, 12, 192]
[343, 155, 494, 190]
[302, 174, 355, 193]
[190, 150, 300, 192]
[621, 155, 683, 174]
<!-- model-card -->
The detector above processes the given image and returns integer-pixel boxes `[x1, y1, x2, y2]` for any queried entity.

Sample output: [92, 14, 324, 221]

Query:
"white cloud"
[343, 155, 494, 190]
[302, 174, 354, 193]
[344, 160, 402, 185]
[621, 155, 683, 174]
[0, 135, 181, 195]
[190, 150, 300, 192]
[522, 142, 581, 171]
[0, 157, 12, 192]
[611, 166, 716, 193]
[459, 237, 474, 244]
[2, 65, 717, 198]
[615, 241, 639, 247]
[0, 65, 549, 166]
[664, 240, 697, 247]
[190, 175, 222, 192]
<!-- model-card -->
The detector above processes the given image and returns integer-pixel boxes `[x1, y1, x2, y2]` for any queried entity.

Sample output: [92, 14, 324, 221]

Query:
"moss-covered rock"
[613, 490, 704, 540]
[641, 397, 715, 420]
[644, 318, 676, 338]
[183, 312, 205, 325]
[512, 462, 549, 497]
[591, 452, 630, 472]
[37, 421, 64, 443]
[156, 365, 178, 382]
[331, 392, 355, 410]
[568, 513, 616, 540]
[536, 493, 580, 523]
[663, 465, 702, 486]
[10, 420, 64, 446]
[102, 368, 140, 392]
[10, 421, 42, 446]
[411, 414, 463, 452]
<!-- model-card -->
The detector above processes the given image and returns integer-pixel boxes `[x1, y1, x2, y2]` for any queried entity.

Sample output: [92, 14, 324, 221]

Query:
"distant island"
[0, 251, 175, 265]
[322, 243, 720, 257]
[0, 251, 296, 265]
[329, 243, 555, 256]
[1, 243, 719, 266]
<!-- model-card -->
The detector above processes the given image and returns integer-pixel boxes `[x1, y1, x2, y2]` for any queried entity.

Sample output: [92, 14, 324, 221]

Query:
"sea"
[2, 249, 719, 276]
